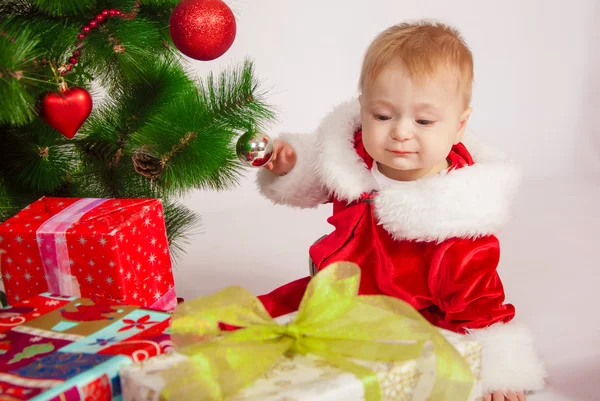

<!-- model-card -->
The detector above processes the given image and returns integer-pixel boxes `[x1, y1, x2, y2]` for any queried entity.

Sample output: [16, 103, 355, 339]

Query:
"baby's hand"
[483, 391, 526, 401]
[265, 140, 296, 176]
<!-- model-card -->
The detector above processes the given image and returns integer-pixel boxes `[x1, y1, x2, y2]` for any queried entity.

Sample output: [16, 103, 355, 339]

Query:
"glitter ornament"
[169, 0, 237, 61]
[236, 131, 274, 167]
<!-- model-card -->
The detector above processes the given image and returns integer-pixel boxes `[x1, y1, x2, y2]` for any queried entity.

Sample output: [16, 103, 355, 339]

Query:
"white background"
[173, 1, 599, 400]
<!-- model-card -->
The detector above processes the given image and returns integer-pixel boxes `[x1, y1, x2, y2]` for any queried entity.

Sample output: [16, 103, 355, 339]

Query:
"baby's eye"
[375, 114, 391, 121]
[415, 119, 434, 126]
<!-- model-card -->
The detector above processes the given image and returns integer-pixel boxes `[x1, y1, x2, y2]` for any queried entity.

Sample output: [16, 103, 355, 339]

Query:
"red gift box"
[0, 197, 177, 311]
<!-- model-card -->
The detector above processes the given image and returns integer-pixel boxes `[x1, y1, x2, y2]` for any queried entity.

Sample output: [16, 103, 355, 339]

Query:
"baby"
[256, 21, 545, 400]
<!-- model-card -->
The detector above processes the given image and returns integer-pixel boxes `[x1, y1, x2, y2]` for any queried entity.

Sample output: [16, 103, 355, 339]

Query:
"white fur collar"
[315, 98, 522, 242]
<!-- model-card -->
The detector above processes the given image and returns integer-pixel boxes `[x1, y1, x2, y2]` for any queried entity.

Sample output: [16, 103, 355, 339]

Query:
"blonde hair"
[359, 21, 474, 107]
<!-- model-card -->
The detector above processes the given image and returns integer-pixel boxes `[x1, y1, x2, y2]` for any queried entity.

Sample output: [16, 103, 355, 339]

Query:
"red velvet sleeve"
[433, 236, 516, 333]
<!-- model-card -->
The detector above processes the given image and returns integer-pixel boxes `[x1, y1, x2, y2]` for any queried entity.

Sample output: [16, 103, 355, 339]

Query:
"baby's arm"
[433, 236, 546, 395]
[256, 132, 330, 208]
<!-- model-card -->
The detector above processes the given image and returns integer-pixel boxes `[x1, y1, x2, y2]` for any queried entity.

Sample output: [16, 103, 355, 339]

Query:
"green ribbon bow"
[161, 262, 475, 401]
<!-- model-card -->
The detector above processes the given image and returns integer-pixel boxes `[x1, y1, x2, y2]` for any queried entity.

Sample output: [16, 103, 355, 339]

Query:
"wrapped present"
[0, 197, 176, 311]
[121, 263, 484, 401]
[0, 292, 172, 400]
[121, 327, 482, 401]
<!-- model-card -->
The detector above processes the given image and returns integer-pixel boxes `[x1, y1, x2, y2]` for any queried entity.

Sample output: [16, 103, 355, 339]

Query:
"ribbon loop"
[161, 262, 475, 401]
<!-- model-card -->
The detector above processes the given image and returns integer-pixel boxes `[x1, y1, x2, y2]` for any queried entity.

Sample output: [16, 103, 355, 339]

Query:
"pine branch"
[137, 0, 180, 43]
[163, 201, 201, 264]
[198, 59, 276, 133]
[127, 59, 275, 195]
[1, 16, 81, 70]
[23, 18, 81, 60]
[74, 99, 123, 162]
[69, 158, 155, 200]
[106, 56, 196, 119]
[74, 57, 195, 178]
[0, 177, 29, 223]
[100, 0, 137, 13]
[137, 0, 180, 6]
[0, 121, 80, 193]
[0, 16, 88, 125]
[0, 22, 43, 125]
[0, 0, 35, 16]
[127, 89, 239, 194]
[67, 167, 112, 199]
[82, 17, 167, 89]
[31, 0, 96, 17]
[199, 60, 275, 131]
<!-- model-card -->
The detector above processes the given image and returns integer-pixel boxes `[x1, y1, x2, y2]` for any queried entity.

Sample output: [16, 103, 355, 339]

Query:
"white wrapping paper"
[120, 327, 483, 401]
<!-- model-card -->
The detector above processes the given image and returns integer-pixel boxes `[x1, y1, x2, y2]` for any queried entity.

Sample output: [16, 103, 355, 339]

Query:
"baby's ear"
[358, 95, 363, 106]
[455, 107, 472, 144]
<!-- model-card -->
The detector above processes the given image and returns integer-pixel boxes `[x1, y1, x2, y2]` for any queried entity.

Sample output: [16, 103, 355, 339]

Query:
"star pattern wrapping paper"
[0, 197, 176, 311]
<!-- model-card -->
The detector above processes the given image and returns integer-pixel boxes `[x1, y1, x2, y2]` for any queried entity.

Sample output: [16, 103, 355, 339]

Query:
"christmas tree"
[0, 0, 274, 261]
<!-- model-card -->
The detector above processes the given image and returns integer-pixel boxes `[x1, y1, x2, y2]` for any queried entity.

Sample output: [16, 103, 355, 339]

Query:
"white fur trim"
[316, 99, 376, 201]
[467, 322, 547, 393]
[256, 132, 329, 208]
[316, 98, 521, 241]
[374, 161, 521, 242]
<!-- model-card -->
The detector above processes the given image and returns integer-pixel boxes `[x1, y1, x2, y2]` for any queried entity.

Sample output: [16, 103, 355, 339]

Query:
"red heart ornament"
[40, 87, 93, 139]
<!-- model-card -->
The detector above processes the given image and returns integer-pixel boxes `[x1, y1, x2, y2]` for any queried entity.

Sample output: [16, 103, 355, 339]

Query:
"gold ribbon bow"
[161, 262, 474, 401]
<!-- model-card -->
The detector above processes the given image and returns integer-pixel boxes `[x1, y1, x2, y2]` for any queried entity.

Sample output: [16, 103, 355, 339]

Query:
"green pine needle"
[32, 0, 96, 17]
[163, 201, 201, 264]
[128, 90, 239, 194]
[0, 122, 80, 193]
[138, 0, 181, 6]
[82, 17, 166, 88]
[0, 23, 43, 125]
[198, 59, 276, 133]
[0, 0, 35, 16]
[21, 18, 81, 60]
[0, 177, 29, 223]
[68, 168, 112, 199]
[101, 0, 137, 12]
[75, 100, 123, 162]
[72, 59, 198, 175]
[128, 59, 275, 194]
[106, 56, 196, 120]
[0, 77, 38, 126]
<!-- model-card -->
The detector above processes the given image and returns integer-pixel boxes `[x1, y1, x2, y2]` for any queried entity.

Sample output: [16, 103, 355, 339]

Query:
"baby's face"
[359, 59, 471, 180]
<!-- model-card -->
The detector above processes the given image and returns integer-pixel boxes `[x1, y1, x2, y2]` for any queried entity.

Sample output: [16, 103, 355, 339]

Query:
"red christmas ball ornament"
[169, 0, 236, 61]
[40, 86, 93, 139]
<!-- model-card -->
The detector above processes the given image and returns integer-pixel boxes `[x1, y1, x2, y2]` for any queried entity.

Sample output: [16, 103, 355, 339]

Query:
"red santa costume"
[256, 98, 546, 394]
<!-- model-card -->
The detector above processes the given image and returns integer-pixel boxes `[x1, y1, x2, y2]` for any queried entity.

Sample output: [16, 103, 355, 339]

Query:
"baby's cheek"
[429, 135, 453, 155]
[418, 144, 445, 167]
[361, 129, 380, 154]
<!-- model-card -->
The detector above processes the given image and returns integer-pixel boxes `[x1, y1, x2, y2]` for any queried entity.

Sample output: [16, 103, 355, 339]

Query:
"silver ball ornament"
[236, 131, 274, 167]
